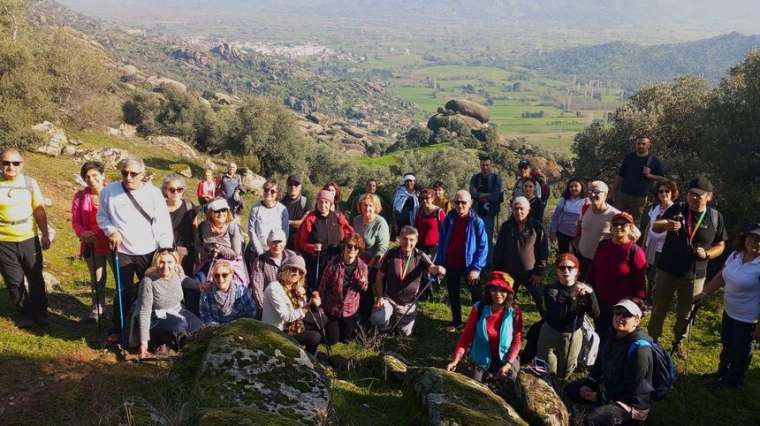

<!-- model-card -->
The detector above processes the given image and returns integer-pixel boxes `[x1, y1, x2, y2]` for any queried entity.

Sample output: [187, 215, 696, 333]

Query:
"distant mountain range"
[529, 32, 760, 91]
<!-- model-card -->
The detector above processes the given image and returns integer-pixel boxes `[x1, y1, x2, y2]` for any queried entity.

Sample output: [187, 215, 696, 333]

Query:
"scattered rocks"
[211, 42, 244, 61]
[146, 136, 199, 160]
[515, 369, 570, 426]
[31, 121, 68, 157]
[76, 148, 131, 169]
[306, 112, 329, 126]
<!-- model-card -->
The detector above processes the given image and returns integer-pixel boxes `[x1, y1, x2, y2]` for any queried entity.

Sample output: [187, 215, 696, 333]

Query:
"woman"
[415, 188, 446, 257]
[163, 174, 197, 276]
[538, 254, 600, 379]
[262, 255, 324, 354]
[585, 212, 646, 338]
[694, 224, 760, 388]
[323, 181, 343, 212]
[352, 194, 389, 321]
[641, 180, 677, 302]
[549, 177, 587, 254]
[71, 161, 109, 321]
[565, 298, 654, 425]
[318, 234, 369, 344]
[131, 249, 202, 359]
[296, 190, 354, 291]
[199, 260, 258, 326]
[196, 169, 217, 208]
[447, 271, 523, 383]
[522, 178, 545, 224]
[432, 181, 453, 212]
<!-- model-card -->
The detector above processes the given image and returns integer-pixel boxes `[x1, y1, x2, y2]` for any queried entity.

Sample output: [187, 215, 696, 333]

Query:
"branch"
[2, 3, 19, 42]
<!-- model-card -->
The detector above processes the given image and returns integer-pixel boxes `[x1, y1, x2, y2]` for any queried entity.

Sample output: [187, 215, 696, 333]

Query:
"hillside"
[530, 32, 760, 91]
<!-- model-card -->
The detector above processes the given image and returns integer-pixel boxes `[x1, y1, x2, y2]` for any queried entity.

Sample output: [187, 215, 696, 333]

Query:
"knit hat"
[317, 189, 334, 203]
[281, 255, 307, 274]
[485, 271, 514, 293]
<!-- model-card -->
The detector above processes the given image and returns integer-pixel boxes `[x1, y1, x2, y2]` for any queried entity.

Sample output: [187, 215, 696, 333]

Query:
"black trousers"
[357, 268, 377, 323]
[0, 237, 47, 317]
[556, 231, 574, 255]
[719, 311, 755, 386]
[566, 379, 638, 425]
[325, 314, 358, 345]
[149, 311, 201, 350]
[446, 267, 482, 326]
[111, 252, 153, 335]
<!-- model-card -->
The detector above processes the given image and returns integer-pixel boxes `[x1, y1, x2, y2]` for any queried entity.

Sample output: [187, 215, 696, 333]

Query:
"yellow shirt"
[0, 175, 44, 242]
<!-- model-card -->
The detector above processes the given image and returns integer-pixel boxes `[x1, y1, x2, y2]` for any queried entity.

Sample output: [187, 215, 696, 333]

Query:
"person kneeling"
[565, 298, 654, 425]
[447, 272, 523, 383]
[199, 260, 258, 326]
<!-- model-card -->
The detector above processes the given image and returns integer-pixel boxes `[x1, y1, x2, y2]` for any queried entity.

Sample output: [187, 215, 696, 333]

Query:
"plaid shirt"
[199, 283, 258, 326]
[318, 256, 369, 318]
[249, 249, 295, 308]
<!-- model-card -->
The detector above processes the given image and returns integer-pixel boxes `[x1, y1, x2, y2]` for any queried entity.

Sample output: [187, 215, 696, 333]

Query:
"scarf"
[214, 282, 238, 317]
[470, 303, 514, 370]
[284, 283, 306, 335]
[393, 186, 419, 216]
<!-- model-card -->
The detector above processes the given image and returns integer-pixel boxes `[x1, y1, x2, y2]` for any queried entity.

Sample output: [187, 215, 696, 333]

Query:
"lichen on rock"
[515, 369, 570, 426]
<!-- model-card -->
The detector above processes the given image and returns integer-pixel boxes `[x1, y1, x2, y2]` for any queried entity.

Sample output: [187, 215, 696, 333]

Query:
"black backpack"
[627, 339, 677, 400]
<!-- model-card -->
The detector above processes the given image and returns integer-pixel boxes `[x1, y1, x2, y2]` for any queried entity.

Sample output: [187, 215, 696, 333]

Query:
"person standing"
[640, 179, 677, 303]
[549, 177, 587, 254]
[98, 157, 173, 342]
[694, 224, 760, 388]
[609, 137, 666, 224]
[521, 178, 545, 225]
[513, 159, 548, 206]
[218, 162, 242, 215]
[493, 196, 549, 312]
[0, 148, 52, 328]
[196, 169, 217, 209]
[71, 161, 110, 322]
[437, 190, 489, 332]
[162, 174, 196, 277]
[415, 188, 446, 257]
[352, 193, 390, 321]
[470, 156, 503, 263]
[392, 173, 419, 238]
[575, 181, 621, 274]
[432, 181, 453, 213]
[281, 175, 309, 251]
[247, 179, 289, 258]
[648, 176, 727, 357]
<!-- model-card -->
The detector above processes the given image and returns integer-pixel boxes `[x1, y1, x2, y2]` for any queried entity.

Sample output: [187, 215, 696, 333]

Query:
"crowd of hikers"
[1, 136, 759, 424]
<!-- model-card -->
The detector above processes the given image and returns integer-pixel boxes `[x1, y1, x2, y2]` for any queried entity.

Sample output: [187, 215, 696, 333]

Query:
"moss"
[171, 326, 223, 388]
[199, 408, 301, 426]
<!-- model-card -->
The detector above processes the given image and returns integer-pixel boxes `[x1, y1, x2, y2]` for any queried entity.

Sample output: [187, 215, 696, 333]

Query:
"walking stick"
[672, 301, 703, 374]
[113, 251, 126, 346]
[87, 245, 102, 336]
[388, 274, 439, 335]
[310, 306, 332, 358]
[314, 249, 322, 291]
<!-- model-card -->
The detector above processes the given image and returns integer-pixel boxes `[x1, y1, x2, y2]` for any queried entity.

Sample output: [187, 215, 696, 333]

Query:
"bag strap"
[121, 182, 154, 225]
[628, 339, 651, 358]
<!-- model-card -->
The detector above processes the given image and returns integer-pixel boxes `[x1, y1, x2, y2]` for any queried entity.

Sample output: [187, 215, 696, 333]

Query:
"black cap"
[287, 174, 302, 185]
[745, 223, 760, 237]
[518, 159, 530, 168]
[688, 176, 713, 194]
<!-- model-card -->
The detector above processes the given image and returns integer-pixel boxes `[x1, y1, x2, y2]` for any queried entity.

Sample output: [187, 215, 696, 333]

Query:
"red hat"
[486, 271, 514, 293]
[612, 211, 634, 224]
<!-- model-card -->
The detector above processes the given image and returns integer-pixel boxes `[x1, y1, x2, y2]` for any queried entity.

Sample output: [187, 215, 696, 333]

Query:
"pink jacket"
[71, 188, 110, 256]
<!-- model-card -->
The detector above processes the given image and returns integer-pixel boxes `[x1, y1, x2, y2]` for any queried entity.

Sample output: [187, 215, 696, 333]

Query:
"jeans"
[719, 311, 755, 386]
[0, 237, 47, 317]
[482, 215, 495, 266]
[84, 251, 108, 308]
[647, 268, 705, 343]
[148, 310, 202, 350]
[111, 252, 153, 336]
[445, 267, 482, 326]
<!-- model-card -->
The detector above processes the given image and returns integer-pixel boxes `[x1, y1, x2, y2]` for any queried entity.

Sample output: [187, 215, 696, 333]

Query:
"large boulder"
[405, 367, 528, 426]
[31, 121, 68, 157]
[173, 319, 331, 425]
[444, 99, 491, 123]
[146, 136, 199, 160]
[427, 113, 485, 133]
[240, 169, 266, 193]
[515, 369, 570, 426]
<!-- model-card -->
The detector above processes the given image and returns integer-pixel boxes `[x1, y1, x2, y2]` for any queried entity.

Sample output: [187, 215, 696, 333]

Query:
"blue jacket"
[436, 210, 488, 271]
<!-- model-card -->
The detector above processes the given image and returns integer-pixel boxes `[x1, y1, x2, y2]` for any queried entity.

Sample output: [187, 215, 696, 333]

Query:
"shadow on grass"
[144, 157, 205, 178]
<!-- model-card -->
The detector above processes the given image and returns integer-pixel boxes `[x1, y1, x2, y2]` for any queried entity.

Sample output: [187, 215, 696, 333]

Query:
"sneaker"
[35, 311, 49, 326]
[445, 323, 463, 333]
[672, 343, 686, 359]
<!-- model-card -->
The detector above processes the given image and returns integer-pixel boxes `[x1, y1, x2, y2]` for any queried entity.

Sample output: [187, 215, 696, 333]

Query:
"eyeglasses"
[2, 161, 22, 167]
[121, 170, 142, 178]
[263, 188, 277, 194]
[557, 265, 576, 271]
[589, 190, 604, 196]
[658, 189, 671, 194]
[167, 187, 185, 194]
[613, 309, 635, 318]
[454, 201, 468, 205]
[285, 267, 304, 276]
[611, 222, 629, 228]
[345, 245, 360, 251]
[213, 208, 229, 214]
[213, 273, 230, 279]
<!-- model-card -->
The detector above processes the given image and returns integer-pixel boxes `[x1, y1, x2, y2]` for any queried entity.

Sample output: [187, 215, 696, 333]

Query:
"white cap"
[207, 198, 230, 212]
[613, 299, 643, 318]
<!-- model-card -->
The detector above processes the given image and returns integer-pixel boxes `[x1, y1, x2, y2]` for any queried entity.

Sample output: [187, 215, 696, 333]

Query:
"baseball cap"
[613, 299, 643, 318]
[518, 159, 530, 168]
[287, 175, 302, 185]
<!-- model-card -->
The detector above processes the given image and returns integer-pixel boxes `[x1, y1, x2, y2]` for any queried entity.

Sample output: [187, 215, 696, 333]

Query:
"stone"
[170, 163, 193, 178]
[341, 125, 366, 139]
[62, 145, 78, 156]
[76, 148, 131, 169]
[203, 158, 217, 171]
[515, 369, 570, 426]
[146, 136, 199, 160]
[427, 113, 485, 133]
[306, 112, 329, 126]
[31, 121, 68, 157]
[213, 92, 240, 105]
[146, 76, 187, 92]
[119, 123, 137, 138]
[120, 64, 139, 78]
[405, 367, 528, 426]
[240, 169, 266, 193]
[172, 319, 330, 425]
[382, 353, 408, 384]
[444, 99, 491, 123]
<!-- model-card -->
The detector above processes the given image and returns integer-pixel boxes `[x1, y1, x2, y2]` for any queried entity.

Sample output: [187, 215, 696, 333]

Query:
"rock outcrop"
[515, 369, 570, 426]
[444, 99, 491, 124]
[31, 121, 69, 157]
[146, 136, 199, 160]
[172, 319, 331, 425]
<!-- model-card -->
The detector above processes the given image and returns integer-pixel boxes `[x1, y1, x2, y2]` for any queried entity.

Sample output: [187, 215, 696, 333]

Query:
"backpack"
[578, 315, 600, 367]
[473, 173, 504, 213]
[530, 171, 550, 204]
[627, 339, 677, 400]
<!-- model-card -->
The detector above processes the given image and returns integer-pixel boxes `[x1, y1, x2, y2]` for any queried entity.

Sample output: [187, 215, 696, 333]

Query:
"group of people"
[1, 138, 758, 424]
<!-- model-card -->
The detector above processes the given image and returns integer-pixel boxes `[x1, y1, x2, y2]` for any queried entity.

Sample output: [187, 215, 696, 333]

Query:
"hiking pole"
[113, 251, 126, 347]
[314, 249, 321, 292]
[87, 245, 102, 336]
[672, 301, 703, 373]
[388, 274, 439, 335]
[310, 305, 332, 358]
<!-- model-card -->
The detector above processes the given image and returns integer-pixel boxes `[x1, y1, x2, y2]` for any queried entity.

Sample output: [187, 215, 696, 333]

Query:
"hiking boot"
[445, 323, 463, 333]
[17, 316, 35, 329]
[83, 304, 104, 323]
[672, 343, 686, 359]
[35, 310, 49, 326]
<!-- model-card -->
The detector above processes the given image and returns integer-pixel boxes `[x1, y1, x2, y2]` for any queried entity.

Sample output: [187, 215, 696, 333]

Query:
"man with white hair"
[436, 190, 489, 332]
[98, 157, 173, 342]
[493, 196, 549, 311]
[576, 180, 621, 274]
[392, 173, 419, 239]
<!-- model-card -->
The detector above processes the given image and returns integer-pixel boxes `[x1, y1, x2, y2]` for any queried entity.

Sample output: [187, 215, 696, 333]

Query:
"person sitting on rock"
[130, 248, 202, 359]
[565, 298, 654, 425]
[447, 271, 523, 382]
[199, 260, 257, 326]
[261, 255, 324, 354]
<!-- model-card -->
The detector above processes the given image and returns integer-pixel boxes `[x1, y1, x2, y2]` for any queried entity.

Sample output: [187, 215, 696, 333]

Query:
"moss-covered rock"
[382, 353, 409, 384]
[515, 369, 570, 426]
[172, 319, 331, 425]
[199, 408, 299, 426]
[405, 367, 528, 426]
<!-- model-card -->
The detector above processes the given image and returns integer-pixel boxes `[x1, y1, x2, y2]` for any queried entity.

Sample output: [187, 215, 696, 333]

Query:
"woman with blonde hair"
[199, 260, 257, 326]
[162, 174, 197, 276]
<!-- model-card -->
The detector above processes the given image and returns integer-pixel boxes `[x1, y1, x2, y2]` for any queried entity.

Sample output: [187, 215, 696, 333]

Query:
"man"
[370, 226, 445, 336]
[513, 159, 548, 205]
[576, 181, 620, 274]
[436, 190, 489, 332]
[493, 196, 549, 312]
[249, 229, 296, 311]
[97, 157, 173, 342]
[248, 179, 289, 258]
[0, 148, 51, 328]
[218, 162, 242, 215]
[469, 156, 503, 263]
[648, 176, 727, 356]
[281, 175, 309, 251]
[609, 137, 665, 223]
[392, 173, 419, 238]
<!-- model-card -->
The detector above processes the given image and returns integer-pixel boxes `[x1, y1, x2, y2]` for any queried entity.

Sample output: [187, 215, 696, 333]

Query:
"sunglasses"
[263, 188, 277, 194]
[213, 272, 230, 279]
[454, 201, 468, 205]
[2, 161, 22, 167]
[121, 170, 142, 178]
[167, 187, 185, 193]
[488, 287, 509, 293]
[613, 309, 635, 318]
[589, 190, 604, 196]
[557, 265, 576, 271]
[658, 189, 671, 194]
[345, 245, 360, 251]
[285, 267, 304, 276]
[213, 208, 229, 214]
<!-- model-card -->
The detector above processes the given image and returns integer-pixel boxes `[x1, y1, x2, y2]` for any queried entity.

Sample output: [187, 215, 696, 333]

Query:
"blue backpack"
[627, 339, 677, 400]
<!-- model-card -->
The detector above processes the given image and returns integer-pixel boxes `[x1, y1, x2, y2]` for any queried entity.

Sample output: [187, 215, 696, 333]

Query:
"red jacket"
[585, 239, 647, 305]
[296, 211, 354, 254]
[71, 188, 110, 256]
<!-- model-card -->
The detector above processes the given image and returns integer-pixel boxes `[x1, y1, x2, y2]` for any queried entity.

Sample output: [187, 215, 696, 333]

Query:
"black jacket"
[591, 328, 654, 409]
[493, 217, 549, 278]
[543, 281, 600, 333]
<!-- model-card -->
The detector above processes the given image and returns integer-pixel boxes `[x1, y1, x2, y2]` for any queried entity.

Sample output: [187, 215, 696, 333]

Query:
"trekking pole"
[388, 275, 438, 335]
[310, 305, 332, 358]
[113, 251, 126, 347]
[673, 301, 702, 374]
[314, 249, 321, 292]
[88, 245, 102, 336]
